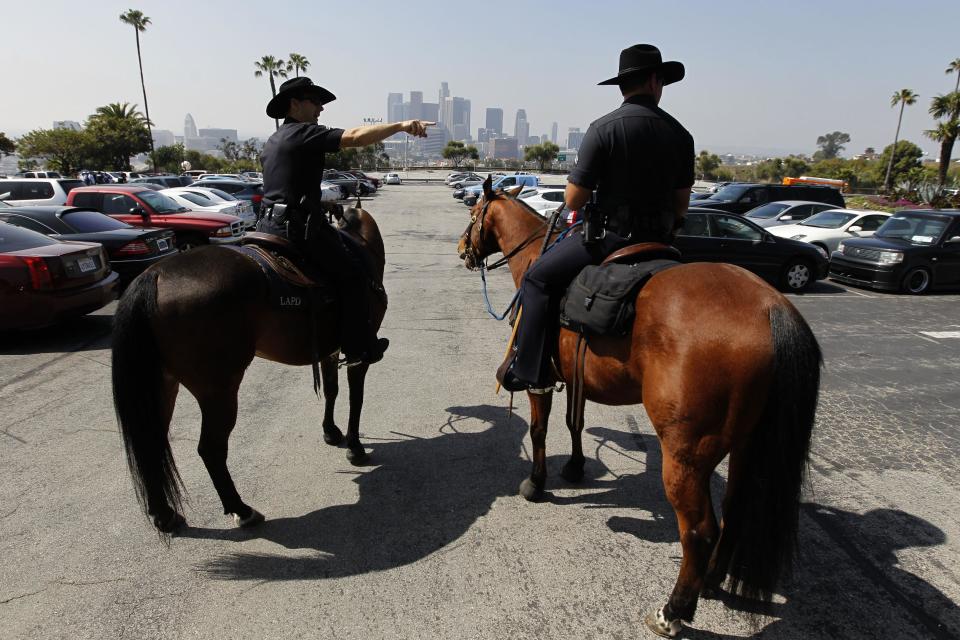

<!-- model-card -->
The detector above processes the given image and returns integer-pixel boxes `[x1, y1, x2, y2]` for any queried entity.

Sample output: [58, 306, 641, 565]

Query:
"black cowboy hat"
[265, 76, 337, 119]
[597, 44, 685, 86]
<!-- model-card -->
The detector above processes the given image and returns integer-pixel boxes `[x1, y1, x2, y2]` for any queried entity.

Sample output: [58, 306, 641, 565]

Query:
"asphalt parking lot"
[1, 182, 958, 639]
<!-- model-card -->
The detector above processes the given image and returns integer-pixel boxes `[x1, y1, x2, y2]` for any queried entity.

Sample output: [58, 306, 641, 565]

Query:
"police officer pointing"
[497, 44, 695, 392]
[258, 76, 431, 366]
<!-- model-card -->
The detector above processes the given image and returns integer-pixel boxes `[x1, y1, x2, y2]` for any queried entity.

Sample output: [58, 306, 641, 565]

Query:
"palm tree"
[254, 56, 288, 130]
[119, 9, 155, 169]
[884, 89, 918, 191]
[928, 92, 960, 187]
[288, 53, 310, 78]
[946, 58, 960, 93]
[92, 102, 148, 122]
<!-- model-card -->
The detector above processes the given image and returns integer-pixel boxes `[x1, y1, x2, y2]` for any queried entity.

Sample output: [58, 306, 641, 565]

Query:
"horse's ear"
[482, 174, 494, 200]
[505, 185, 523, 198]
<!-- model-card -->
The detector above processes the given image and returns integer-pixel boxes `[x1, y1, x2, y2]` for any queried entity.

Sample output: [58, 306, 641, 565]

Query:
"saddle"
[560, 242, 681, 338]
[229, 233, 337, 310]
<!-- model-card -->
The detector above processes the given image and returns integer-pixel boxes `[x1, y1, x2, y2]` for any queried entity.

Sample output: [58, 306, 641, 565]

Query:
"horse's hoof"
[560, 459, 585, 483]
[346, 446, 369, 466]
[154, 511, 186, 533]
[233, 508, 265, 528]
[323, 425, 344, 446]
[518, 478, 544, 501]
[644, 608, 682, 638]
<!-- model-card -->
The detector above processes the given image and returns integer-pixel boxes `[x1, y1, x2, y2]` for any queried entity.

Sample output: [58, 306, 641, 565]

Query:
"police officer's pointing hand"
[400, 120, 434, 138]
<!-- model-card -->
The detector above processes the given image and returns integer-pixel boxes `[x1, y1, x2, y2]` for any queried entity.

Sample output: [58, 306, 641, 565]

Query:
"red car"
[0, 222, 118, 331]
[66, 185, 244, 250]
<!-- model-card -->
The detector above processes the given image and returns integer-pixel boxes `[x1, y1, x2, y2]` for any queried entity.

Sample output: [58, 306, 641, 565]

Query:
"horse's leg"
[344, 362, 370, 465]
[702, 448, 745, 597]
[560, 384, 586, 482]
[196, 383, 263, 527]
[645, 450, 719, 638]
[320, 353, 344, 446]
[519, 391, 553, 500]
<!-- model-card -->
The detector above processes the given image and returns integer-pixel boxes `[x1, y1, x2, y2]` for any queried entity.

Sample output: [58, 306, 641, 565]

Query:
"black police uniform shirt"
[261, 117, 345, 209]
[568, 94, 694, 235]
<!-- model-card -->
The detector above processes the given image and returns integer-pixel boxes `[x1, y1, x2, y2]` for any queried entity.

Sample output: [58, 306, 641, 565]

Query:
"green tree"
[85, 102, 152, 170]
[814, 131, 850, 160]
[442, 140, 479, 167]
[927, 92, 960, 187]
[154, 143, 185, 173]
[287, 53, 310, 78]
[523, 141, 560, 172]
[695, 150, 722, 180]
[782, 155, 811, 178]
[875, 140, 923, 188]
[0, 132, 15, 158]
[884, 89, 919, 190]
[218, 138, 240, 161]
[16, 128, 91, 175]
[254, 55, 288, 131]
[946, 58, 960, 94]
[119, 9, 155, 169]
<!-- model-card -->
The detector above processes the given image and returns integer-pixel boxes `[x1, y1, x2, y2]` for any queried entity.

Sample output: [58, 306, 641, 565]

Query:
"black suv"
[189, 178, 264, 214]
[699, 183, 845, 214]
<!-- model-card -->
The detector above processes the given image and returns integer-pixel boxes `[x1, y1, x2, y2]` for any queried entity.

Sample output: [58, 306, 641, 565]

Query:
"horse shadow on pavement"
[552, 424, 957, 638]
[189, 404, 528, 582]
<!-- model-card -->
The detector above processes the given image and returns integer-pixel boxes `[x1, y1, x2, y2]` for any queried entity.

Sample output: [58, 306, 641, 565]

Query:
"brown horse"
[458, 186, 822, 637]
[112, 205, 387, 535]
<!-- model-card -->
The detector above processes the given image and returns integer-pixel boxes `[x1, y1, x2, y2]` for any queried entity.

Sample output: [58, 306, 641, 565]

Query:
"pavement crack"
[0, 588, 46, 604]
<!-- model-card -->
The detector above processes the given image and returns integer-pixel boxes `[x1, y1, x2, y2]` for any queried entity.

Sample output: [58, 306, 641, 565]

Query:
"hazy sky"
[4, 0, 959, 158]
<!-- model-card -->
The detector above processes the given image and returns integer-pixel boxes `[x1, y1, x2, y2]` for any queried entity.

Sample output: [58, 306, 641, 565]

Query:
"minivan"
[700, 183, 845, 214]
[0, 178, 87, 206]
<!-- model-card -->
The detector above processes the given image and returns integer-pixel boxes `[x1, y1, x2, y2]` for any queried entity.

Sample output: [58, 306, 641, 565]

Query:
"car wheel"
[901, 266, 931, 294]
[781, 258, 813, 292]
[177, 233, 206, 252]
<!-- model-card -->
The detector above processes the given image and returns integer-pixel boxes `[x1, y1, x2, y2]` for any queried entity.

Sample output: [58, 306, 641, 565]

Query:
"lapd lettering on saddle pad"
[280, 296, 302, 307]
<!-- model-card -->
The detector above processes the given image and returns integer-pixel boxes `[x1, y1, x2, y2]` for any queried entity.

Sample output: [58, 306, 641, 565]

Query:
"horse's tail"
[112, 270, 184, 523]
[723, 303, 821, 602]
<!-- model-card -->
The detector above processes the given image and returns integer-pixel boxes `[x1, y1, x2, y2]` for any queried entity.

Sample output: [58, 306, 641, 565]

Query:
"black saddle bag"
[559, 259, 679, 337]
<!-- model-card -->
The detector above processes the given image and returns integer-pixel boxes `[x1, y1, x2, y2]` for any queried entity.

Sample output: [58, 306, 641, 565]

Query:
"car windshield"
[875, 214, 951, 244]
[707, 184, 751, 201]
[62, 209, 131, 232]
[799, 211, 856, 228]
[176, 192, 214, 207]
[195, 188, 235, 201]
[0, 222, 59, 251]
[0, 199, 10, 209]
[137, 190, 188, 213]
[745, 203, 790, 219]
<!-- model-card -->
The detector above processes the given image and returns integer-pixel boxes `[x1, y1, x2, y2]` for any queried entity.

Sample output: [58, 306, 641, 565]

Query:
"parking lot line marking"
[920, 331, 960, 339]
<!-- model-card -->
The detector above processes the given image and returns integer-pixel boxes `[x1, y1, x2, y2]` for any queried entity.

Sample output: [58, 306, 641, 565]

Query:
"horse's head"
[457, 177, 530, 271]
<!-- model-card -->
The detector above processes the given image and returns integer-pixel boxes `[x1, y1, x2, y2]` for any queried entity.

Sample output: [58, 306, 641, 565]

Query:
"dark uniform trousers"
[257, 214, 372, 358]
[511, 228, 630, 385]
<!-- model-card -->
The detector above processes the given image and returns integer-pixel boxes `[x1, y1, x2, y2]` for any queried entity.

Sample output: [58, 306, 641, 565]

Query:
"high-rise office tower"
[442, 96, 471, 140]
[438, 82, 450, 125]
[485, 108, 503, 136]
[409, 91, 423, 121]
[184, 113, 198, 139]
[551, 122, 558, 144]
[567, 127, 585, 150]
[387, 93, 403, 122]
[514, 109, 529, 146]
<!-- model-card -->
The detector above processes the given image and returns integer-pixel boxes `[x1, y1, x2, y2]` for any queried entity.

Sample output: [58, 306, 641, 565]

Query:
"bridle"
[459, 196, 548, 273]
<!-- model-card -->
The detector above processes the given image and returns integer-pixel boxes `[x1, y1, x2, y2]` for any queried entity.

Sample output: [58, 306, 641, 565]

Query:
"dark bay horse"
[457, 186, 822, 637]
[112, 205, 387, 535]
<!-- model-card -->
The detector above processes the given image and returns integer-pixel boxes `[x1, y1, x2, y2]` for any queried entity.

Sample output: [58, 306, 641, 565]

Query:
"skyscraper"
[387, 93, 403, 123]
[514, 109, 529, 146]
[437, 82, 450, 126]
[567, 127, 584, 150]
[551, 122, 558, 144]
[409, 91, 423, 121]
[184, 113, 198, 139]
[485, 108, 503, 136]
[442, 96, 471, 141]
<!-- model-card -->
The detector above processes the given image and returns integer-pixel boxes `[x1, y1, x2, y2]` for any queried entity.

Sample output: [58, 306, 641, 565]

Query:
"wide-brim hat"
[598, 44, 685, 86]
[266, 76, 337, 119]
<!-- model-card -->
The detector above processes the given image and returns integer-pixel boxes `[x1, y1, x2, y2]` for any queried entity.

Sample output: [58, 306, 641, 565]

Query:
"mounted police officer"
[497, 44, 695, 392]
[258, 76, 431, 366]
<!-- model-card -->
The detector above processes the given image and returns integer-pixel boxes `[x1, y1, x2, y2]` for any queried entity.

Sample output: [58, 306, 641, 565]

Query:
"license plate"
[78, 257, 96, 272]
[157, 238, 169, 251]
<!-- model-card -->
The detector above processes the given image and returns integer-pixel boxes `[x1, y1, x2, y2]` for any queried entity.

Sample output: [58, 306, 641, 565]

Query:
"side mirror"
[780, 215, 793, 221]
[945, 236, 960, 245]
[130, 206, 147, 218]
[848, 225, 862, 234]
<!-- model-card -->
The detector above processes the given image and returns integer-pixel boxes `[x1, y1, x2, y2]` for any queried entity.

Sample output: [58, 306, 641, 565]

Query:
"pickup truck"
[66, 185, 245, 250]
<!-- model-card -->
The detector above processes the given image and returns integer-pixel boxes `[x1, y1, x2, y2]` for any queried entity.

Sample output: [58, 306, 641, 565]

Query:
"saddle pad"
[559, 259, 679, 337]
[229, 245, 337, 311]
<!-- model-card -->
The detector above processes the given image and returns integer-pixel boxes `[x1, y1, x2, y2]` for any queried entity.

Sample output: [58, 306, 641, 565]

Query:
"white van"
[14, 171, 63, 179]
[0, 178, 87, 206]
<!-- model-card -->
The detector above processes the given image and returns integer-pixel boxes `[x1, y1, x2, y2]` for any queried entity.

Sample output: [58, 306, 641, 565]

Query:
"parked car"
[14, 171, 62, 179]
[769, 209, 890, 254]
[346, 170, 381, 188]
[239, 171, 263, 182]
[445, 172, 472, 185]
[189, 178, 264, 214]
[66, 185, 245, 250]
[383, 173, 402, 185]
[0, 178, 87, 206]
[0, 222, 118, 330]
[675, 208, 829, 292]
[161, 188, 256, 229]
[698, 183, 845, 214]
[462, 174, 540, 202]
[0, 206, 177, 286]
[828, 209, 960, 294]
[745, 201, 845, 228]
[518, 187, 566, 215]
[689, 192, 713, 201]
[450, 175, 484, 189]
[131, 175, 193, 188]
[464, 184, 541, 208]
[322, 172, 374, 197]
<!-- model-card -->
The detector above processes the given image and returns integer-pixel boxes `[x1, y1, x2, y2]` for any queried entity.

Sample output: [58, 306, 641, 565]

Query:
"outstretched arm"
[340, 120, 433, 148]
